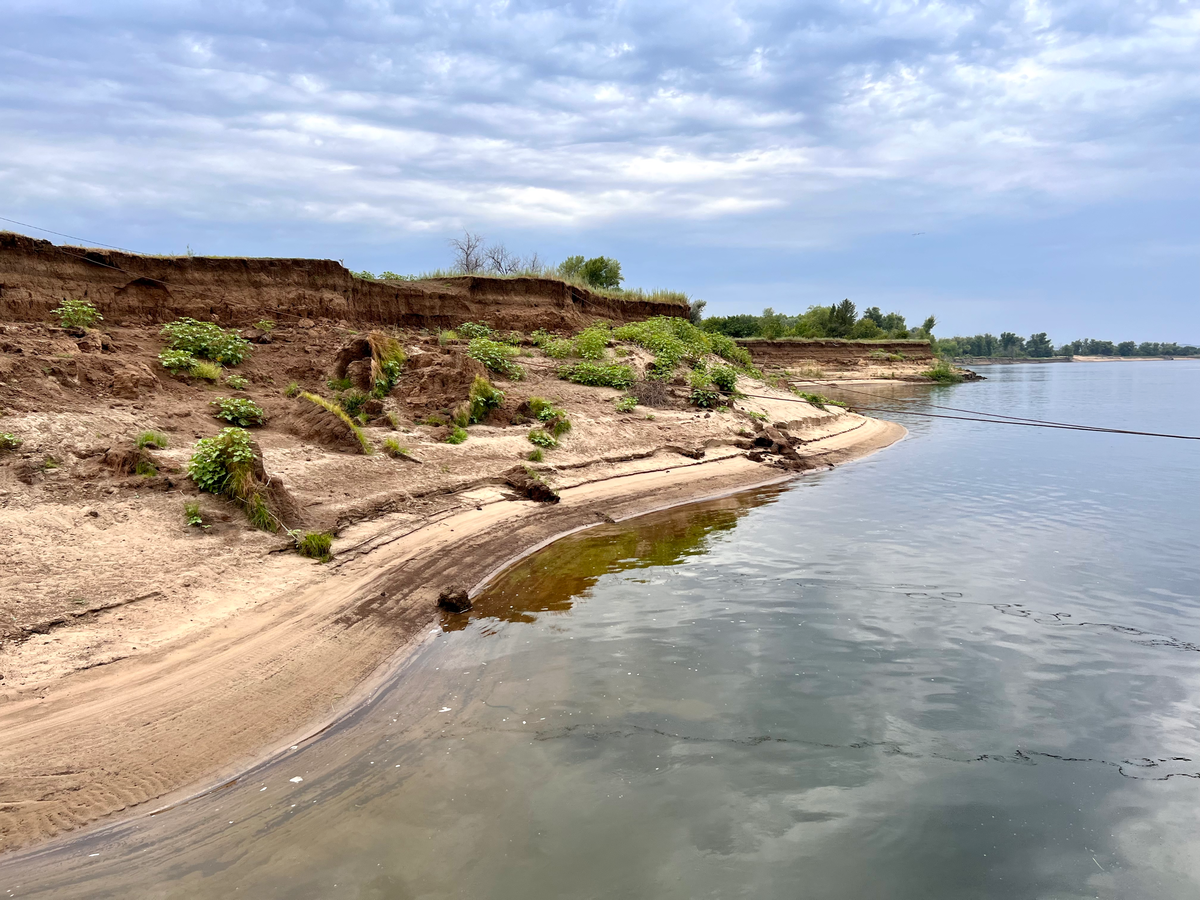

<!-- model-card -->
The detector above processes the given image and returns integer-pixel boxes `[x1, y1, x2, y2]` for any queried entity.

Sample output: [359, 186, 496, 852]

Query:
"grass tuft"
[136, 430, 169, 450]
[296, 531, 333, 562]
[299, 392, 373, 454]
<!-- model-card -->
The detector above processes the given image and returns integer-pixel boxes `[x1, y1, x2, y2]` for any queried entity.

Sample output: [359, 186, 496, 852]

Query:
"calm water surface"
[4, 360, 1199, 899]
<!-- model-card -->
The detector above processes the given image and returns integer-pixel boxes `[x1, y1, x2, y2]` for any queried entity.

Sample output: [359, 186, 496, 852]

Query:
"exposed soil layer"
[736, 338, 936, 380]
[0, 232, 686, 332]
[0, 298, 906, 855]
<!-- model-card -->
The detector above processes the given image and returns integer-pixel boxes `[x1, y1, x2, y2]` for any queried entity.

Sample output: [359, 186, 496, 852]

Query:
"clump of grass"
[299, 392, 373, 454]
[296, 531, 333, 562]
[326, 376, 354, 392]
[183, 501, 203, 527]
[467, 337, 525, 380]
[187, 427, 279, 531]
[614, 395, 638, 412]
[796, 391, 847, 410]
[368, 332, 407, 398]
[211, 397, 266, 427]
[134, 457, 158, 477]
[41, 456, 59, 471]
[161, 317, 250, 365]
[53, 298, 103, 329]
[527, 448, 544, 462]
[557, 361, 634, 389]
[438, 329, 459, 346]
[445, 426, 468, 444]
[527, 428, 558, 449]
[923, 358, 965, 384]
[284, 381, 301, 398]
[338, 390, 368, 421]
[136, 430, 169, 450]
[0, 433, 23, 451]
[382, 438, 410, 459]
[189, 360, 223, 382]
[226, 374, 249, 391]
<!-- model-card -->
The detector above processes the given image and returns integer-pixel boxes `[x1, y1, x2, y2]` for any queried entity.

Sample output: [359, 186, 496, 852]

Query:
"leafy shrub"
[574, 323, 611, 360]
[527, 428, 558, 448]
[254, 319, 275, 331]
[338, 390, 368, 421]
[297, 532, 333, 562]
[709, 364, 739, 393]
[468, 337, 525, 380]
[382, 438, 410, 459]
[544, 338, 575, 359]
[527, 448, 544, 462]
[369, 334, 407, 398]
[188, 427, 258, 496]
[161, 318, 250, 365]
[211, 397, 266, 427]
[189, 361, 223, 381]
[284, 381, 301, 398]
[136, 430, 169, 449]
[159, 349, 198, 373]
[299, 392, 373, 454]
[458, 321, 493, 339]
[614, 317, 752, 375]
[53, 298, 102, 329]
[183, 501, 203, 527]
[445, 426, 468, 444]
[557, 361, 634, 389]
[923, 358, 964, 384]
[0, 433, 22, 451]
[226, 374, 248, 391]
[467, 376, 505, 423]
[615, 395, 638, 412]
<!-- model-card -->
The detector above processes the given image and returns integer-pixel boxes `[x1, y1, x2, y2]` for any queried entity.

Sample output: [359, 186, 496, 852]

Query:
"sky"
[1, 0, 1197, 343]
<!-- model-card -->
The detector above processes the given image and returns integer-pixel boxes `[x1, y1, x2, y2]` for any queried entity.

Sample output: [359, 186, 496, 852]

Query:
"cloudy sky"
[2, 0, 1197, 341]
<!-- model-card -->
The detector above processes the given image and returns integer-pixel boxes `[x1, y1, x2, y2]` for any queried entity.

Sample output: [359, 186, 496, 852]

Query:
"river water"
[4, 360, 1199, 899]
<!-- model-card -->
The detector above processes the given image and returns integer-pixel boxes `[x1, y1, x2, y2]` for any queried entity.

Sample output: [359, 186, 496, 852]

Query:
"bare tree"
[484, 242, 522, 275]
[449, 231, 486, 274]
[522, 250, 545, 275]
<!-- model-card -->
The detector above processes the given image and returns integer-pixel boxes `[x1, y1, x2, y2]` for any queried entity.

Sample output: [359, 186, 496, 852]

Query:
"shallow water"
[4, 360, 1199, 899]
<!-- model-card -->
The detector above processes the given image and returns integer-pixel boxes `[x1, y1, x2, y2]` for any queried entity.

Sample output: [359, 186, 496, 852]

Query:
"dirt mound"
[281, 397, 367, 452]
[503, 465, 560, 503]
[402, 350, 487, 412]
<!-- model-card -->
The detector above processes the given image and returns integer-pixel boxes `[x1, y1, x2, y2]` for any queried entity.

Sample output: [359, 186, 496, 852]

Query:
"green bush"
[188, 427, 258, 496]
[573, 323, 611, 360]
[923, 358, 965, 384]
[226, 374, 248, 391]
[338, 390, 368, 420]
[136, 430, 169, 450]
[615, 395, 638, 412]
[544, 337, 575, 359]
[158, 349, 198, 373]
[614, 316, 752, 375]
[382, 438, 410, 459]
[53, 298, 103, 329]
[527, 428, 558, 449]
[296, 532, 333, 562]
[557, 361, 634, 389]
[211, 397, 266, 427]
[161, 318, 250, 365]
[709, 364, 739, 392]
[0, 433, 22, 451]
[445, 426, 468, 444]
[796, 391, 846, 410]
[284, 381, 301, 398]
[458, 321, 493, 339]
[369, 334, 407, 398]
[468, 337, 525, 380]
[468, 376, 505, 423]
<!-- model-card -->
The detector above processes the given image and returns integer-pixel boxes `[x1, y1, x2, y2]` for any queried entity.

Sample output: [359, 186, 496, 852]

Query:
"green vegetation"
[527, 428, 558, 449]
[1, 433, 24, 451]
[161, 317, 250, 365]
[557, 361, 635, 389]
[527, 448, 544, 462]
[467, 337, 525, 380]
[187, 428, 278, 532]
[254, 319, 275, 332]
[796, 391, 848, 409]
[614, 395, 638, 412]
[158, 349, 198, 373]
[326, 376, 354, 392]
[457, 321, 493, 339]
[937, 332, 1200, 359]
[467, 376, 505, 423]
[226, 374, 249, 391]
[368, 333, 407, 398]
[183, 501, 204, 527]
[338, 390, 368, 421]
[922, 359, 965, 384]
[438, 329, 458, 346]
[52, 298, 102, 329]
[558, 255, 623, 289]
[299, 392, 373, 454]
[382, 438, 410, 459]
[136, 430, 169, 450]
[189, 360, 223, 381]
[445, 426, 468, 444]
[701, 302, 926, 341]
[284, 381, 301, 398]
[296, 532, 333, 563]
[614, 317, 753, 377]
[211, 397, 266, 427]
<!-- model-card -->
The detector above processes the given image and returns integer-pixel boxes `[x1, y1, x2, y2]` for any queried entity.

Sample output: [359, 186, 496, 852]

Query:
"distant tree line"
[701, 301, 936, 341]
[937, 333, 1199, 359]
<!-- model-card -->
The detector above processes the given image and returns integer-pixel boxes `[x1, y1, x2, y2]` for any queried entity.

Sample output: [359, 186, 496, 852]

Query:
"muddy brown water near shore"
[3, 361, 1199, 898]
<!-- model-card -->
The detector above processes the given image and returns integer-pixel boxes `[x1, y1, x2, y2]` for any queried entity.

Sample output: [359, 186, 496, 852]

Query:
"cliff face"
[736, 338, 934, 367]
[0, 232, 686, 330]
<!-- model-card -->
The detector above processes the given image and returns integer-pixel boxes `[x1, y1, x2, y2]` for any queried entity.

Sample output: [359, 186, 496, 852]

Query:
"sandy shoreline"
[0, 415, 903, 856]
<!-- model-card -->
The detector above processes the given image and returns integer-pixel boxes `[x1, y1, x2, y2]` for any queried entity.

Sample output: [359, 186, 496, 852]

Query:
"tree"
[558, 255, 586, 280]
[862, 306, 884, 327]
[1027, 332, 1053, 357]
[999, 332, 1025, 357]
[688, 299, 707, 325]
[828, 299, 857, 337]
[759, 307, 786, 339]
[880, 312, 907, 336]
[1117, 341, 1136, 357]
[449, 231, 486, 274]
[580, 256, 623, 289]
[921, 315, 936, 335]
